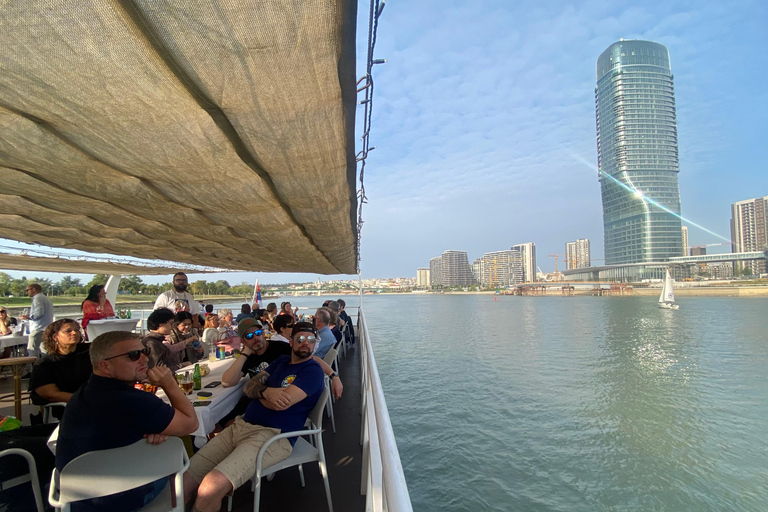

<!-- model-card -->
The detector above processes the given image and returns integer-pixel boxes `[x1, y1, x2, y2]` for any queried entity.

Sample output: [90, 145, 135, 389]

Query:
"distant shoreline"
[381, 286, 768, 298]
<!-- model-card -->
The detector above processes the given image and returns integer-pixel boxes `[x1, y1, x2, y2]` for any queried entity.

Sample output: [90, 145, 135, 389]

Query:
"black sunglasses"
[104, 347, 150, 362]
[244, 330, 264, 340]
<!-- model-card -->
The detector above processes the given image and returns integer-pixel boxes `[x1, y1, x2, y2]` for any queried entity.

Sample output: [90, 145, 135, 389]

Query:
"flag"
[252, 279, 263, 308]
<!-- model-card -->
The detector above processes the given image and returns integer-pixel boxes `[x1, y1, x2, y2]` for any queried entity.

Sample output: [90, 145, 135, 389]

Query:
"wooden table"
[156, 357, 248, 447]
[0, 356, 36, 418]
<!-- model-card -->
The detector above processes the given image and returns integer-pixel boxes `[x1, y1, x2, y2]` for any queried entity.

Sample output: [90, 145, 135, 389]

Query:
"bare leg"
[194, 469, 233, 512]
[183, 472, 199, 505]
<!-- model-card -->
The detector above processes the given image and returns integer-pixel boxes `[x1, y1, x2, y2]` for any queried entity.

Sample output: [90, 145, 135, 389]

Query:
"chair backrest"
[307, 385, 330, 429]
[322, 348, 337, 367]
[57, 437, 187, 504]
[0, 448, 45, 512]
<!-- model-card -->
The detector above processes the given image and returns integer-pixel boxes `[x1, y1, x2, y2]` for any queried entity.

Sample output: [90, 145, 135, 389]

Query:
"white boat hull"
[658, 302, 679, 310]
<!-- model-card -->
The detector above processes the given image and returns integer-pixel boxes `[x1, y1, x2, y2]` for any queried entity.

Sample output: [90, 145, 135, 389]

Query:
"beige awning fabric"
[0, 0, 358, 274]
[0, 253, 188, 276]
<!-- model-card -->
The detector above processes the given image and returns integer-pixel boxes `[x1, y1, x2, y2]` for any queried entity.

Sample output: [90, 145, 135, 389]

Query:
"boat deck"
[0, 343, 365, 512]
[227, 343, 365, 512]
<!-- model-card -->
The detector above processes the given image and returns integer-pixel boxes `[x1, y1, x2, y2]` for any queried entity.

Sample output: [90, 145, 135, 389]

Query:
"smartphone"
[193, 401, 211, 407]
[204, 381, 221, 389]
[197, 391, 212, 397]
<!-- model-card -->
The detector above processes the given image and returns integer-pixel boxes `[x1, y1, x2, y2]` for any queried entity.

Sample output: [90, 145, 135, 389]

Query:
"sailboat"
[658, 269, 680, 309]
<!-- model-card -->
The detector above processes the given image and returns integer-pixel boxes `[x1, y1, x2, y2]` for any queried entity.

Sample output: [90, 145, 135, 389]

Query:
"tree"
[58, 275, 82, 296]
[119, 275, 144, 295]
[86, 274, 109, 289]
[0, 272, 12, 296]
[189, 280, 208, 296]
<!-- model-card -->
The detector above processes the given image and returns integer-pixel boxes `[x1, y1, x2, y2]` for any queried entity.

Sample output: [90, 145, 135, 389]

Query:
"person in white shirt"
[153, 273, 200, 327]
[18, 283, 54, 358]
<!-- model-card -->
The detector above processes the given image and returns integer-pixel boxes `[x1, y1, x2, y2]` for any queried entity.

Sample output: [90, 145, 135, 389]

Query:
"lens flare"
[568, 150, 731, 243]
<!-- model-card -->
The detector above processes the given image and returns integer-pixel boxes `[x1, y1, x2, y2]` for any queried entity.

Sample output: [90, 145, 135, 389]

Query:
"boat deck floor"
[226, 342, 365, 512]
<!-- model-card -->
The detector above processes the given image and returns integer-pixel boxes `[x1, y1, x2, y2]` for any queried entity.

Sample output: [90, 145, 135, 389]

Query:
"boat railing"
[357, 307, 413, 512]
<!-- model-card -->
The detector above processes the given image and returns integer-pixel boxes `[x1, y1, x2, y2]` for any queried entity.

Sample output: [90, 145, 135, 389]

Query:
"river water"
[161, 294, 766, 511]
[353, 294, 767, 512]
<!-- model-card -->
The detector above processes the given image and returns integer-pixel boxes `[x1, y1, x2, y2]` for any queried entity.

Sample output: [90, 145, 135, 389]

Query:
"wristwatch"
[330, 372, 338, 379]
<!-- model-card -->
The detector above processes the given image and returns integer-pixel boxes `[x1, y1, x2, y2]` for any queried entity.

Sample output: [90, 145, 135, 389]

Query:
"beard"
[293, 346, 312, 359]
[173, 283, 188, 293]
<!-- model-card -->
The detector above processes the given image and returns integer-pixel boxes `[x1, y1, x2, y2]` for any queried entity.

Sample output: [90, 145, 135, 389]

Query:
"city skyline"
[0, 1, 765, 286]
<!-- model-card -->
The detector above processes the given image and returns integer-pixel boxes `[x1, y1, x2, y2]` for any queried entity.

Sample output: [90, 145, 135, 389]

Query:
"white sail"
[659, 269, 675, 304]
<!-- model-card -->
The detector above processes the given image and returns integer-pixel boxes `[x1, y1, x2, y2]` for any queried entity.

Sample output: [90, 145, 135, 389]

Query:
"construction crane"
[548, 254, 564, 275]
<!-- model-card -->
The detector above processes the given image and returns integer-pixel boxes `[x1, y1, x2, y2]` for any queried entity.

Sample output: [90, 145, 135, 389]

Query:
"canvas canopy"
[0, 0, 358, 275]
[0, 253, 187, 276]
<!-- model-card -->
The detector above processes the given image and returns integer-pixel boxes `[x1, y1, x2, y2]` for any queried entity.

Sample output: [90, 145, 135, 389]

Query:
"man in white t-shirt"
[154, 272, 200, 327]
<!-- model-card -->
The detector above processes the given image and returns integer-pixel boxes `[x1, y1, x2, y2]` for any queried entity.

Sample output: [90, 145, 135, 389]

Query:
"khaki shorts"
[187, 416, 293, 490]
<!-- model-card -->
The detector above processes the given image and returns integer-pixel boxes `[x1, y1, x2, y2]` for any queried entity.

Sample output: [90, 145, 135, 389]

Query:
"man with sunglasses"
[183, 322, 326, 512]
[56, 331, 199, 512]
[218, 318, 342, 426]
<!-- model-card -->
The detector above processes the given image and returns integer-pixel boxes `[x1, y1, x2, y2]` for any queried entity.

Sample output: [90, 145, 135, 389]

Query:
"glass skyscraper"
[595, 40, 683, 265]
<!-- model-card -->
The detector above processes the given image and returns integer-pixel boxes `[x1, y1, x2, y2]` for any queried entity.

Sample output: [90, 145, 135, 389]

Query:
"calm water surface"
[355, 294, 768, 512]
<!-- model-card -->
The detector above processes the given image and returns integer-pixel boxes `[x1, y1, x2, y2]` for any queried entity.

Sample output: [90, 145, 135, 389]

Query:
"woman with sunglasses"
[28, 318, 92, 420]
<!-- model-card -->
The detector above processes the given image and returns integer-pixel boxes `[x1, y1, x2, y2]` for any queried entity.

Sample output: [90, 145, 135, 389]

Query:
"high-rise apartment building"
[440, 250, 476, 286]
[478, 250, 523, 287]
[731, 195, 768, 275]
[510, 242, 536, 282]
[595, 40, 683, 265]
[429, 257, 443, 288]
[681, 226, 689, 257]
[416, 268, 430, 287]
[565, 239, 591, 269]
[472, 258, 482, 284]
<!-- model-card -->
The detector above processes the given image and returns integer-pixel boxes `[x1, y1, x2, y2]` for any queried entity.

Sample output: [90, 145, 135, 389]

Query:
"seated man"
[183, 322, 326, 512]
[313, 308, 336, 358]
[56, 331, 199, 512]
[141, 308, 186, 371]
[218, 318, 343, 427]
[235, 303, 254, 323]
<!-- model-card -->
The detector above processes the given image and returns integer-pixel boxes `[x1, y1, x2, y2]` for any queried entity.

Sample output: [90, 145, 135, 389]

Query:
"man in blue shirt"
[19, 283, 54, 358]
[313, 308, 335, 359]
[183, 322, 325, 512]
[57, 331, 199, 512]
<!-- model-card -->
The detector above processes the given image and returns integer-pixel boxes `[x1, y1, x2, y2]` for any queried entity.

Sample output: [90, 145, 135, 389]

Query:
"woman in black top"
[29, 319, 92, 419]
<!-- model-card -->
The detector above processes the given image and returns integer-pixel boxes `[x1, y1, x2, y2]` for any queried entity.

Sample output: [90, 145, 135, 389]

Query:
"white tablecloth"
[156, 357, 248, 447]
[0, 333, 26, 350]
[86, 318, 140, 339]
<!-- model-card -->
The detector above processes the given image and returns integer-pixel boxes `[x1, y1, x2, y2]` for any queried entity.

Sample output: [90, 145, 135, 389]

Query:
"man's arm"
[260, 384, 307, 411]
[311, 356, 343, 399]
[147, 367, 199, 435]
[34, 384, 73, 403]
[243, 370, 269, 399]
[222, 351, 252, 387]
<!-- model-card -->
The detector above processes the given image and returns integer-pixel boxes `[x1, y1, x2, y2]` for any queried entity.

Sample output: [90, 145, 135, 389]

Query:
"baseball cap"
[237, 317, 263, 338]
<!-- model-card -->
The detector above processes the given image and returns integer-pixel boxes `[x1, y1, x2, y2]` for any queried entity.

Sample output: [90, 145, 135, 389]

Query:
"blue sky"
[2, 1, 766, 285]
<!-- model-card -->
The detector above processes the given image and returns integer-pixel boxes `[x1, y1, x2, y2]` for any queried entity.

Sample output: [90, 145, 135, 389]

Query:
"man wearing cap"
[183, 322, 326, 512]
[218, 318, 342, 426]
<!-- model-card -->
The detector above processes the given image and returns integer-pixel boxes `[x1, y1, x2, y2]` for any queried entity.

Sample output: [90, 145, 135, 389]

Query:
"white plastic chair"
[227, 386, 333, 512]
[0, 448, 45, 512]
[48, 436, 189, 512]
[321, 348, 338, 433]
[42, 401, 68, 423]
